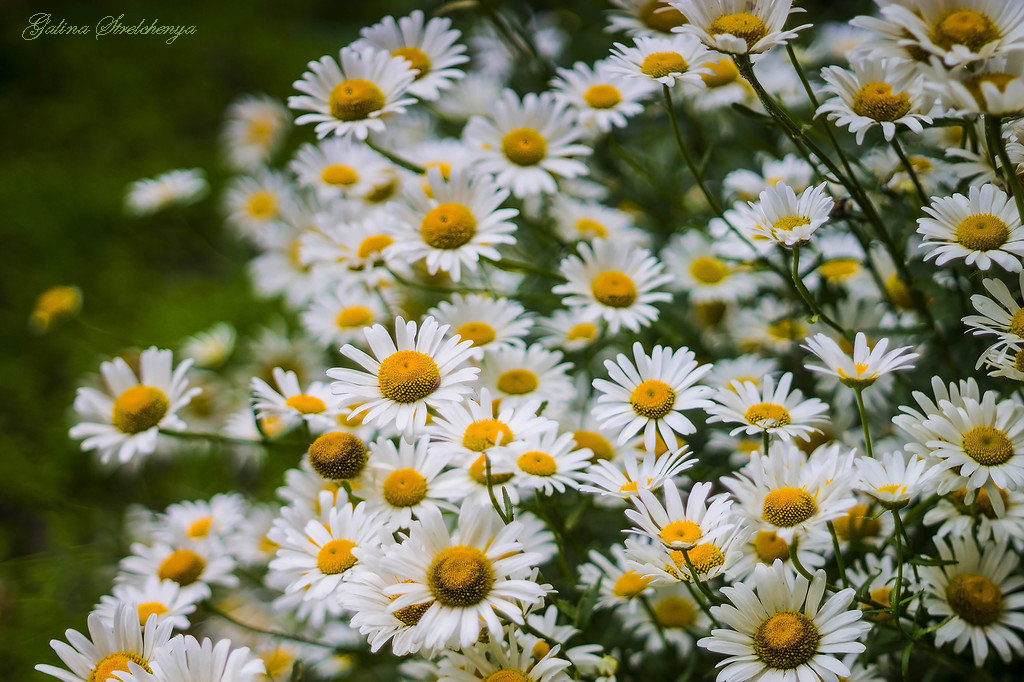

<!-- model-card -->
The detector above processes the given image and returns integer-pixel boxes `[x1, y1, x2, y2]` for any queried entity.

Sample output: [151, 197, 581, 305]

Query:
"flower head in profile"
[803, 332, 918, 389]
[745, 182, 834, 247]
[853, 451, 939, 509]
[125, 169, 208, 217]
[671, 0, 809, 56]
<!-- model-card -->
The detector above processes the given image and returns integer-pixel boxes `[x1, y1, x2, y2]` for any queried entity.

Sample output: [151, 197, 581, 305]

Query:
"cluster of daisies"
[43, 0, 1024, 680]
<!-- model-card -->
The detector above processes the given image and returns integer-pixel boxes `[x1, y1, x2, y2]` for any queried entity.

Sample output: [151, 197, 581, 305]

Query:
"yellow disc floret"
[517, 451, 558, 477]
[707, 13, 768, 49]
[761, 487, 817, 528]
[591, 271, 638, 308]
[357, 234, 394, 259]
[640, 52, 687, 79]
[420, 203, 477, 249]
[468, 455, 515, 485]
[659, 519, 703, 546]
[584, 84, 622, 109]
[955, 214, 1009, 251]
[612, 570, 652, 598]
[329, 79, 386, 121]
[482, 670, 532, 682]
[852, 82, 912, 122]
[689, 256, 730, 284]
[321, 164, 359, 186]
[572, 430, 614, 461]
[946, 572, 1003, 625]
[962, 425, 1014, 466]
[246, 191, 277, 219]
[653, 596, 697, 628]
[702, 58, 740, 87]
[317, 538, 357, 575]
[187, 517, 212, 539]
[752, 611, 820, 669]
[496, 369, 539, 395]
[158, 549, 205, 586]
[112, 385, 170, 434]
[383, 468, 429, 507]
[455, 321, 496, 347]
[744, 402, 792, 430]
[639, 0, 686, 33]
[463, 419, 515, 452]
[137, 602, 168, 626]
[630, 379, 676, 419]
[285, 394, 327, 415]
[502, 128, 547, 166]
[753, 531, 791, 564]
[89, 652, 151, 682]
[682, 543, 725, 575]
[336, 305, 374, 329]
[307, 432, 369, 480]
[427, 545, 495, 606]
[378, 350, 441, 403]
[392, 47, 431, 79]
[930, 10, 1000, 53]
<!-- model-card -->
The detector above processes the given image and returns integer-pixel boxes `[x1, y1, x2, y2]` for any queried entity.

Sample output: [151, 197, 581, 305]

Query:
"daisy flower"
[509, 428, 592, 495]
[536, 309, 603, 351]
[289, 137, 391, 201]
[152, 494, 247, 548]
[803, 332, 918, 390]
[704, 355, 780, 392]
[479, 345, 574, 411]
[343, 570, 431, 655]
[918, 184, 1024, 271]
[726, 526, 831, 581]
[624, 583, 708, 654]
[553, 239, 674, 334]
[125, 169, 207, 217]
[606, 34, 711, 88]
[428, 294, 533, 357]
[463, 90, 591, 197]
[251, 367, 341, 435]
[288, 46, 416, 140]
[723, 154, 814, 202]
[593, 342, 714, 452]
[29, 284, 82, 334]
[222, 171, 294, 241]
[429, 389, 554, 465]
[625, 524, 747, 584]
[672, 0, 809, 56]
[964, 271, 1024, 350]
[853, 451, 939, 509]
[437, 626, 572, 682]
[36, 602, 174, 682]
[746, 182, 834, 247]
[551, 59, 653, 132]
[817, 58, 931, 144]
[70, 347, 200, 468]
[924, 486, 1024, 550]
[328, 316, 479, 435]
[391, 168, 518, 281]
[299, 212, 401, 291]
[94, 577, 201, 631]
[579, 446, 694, 500]
[181, 323, 235, 369]
[221, 94, 290, 171]
[697, 561, 869, 682]
[579, 544, 654, 614]
[383, 505, 547, 649]
[607, 0, 688, 36]
[660, 231, 758, 303]
[117, 540, 237, 597]
[920, 535, 1024, 666]
[119, 635, 266, 682]
[300, 284, 391, 349]
[358, 437, 460, 530]
[627, 480, 737, 551]
[549, 196, 642, 245]
[352, 10, 468, 101]
[707, 372, 828, 443]
[928, 53, 1024, 117]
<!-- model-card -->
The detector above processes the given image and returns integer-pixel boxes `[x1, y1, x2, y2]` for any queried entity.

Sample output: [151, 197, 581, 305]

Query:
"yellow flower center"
[517, 451, 558, 477]
[468, 455, 515, 485]
[753, 611, 820, 670]
[285, 393, 327, 415]
[427, 545, 495, 606]
[696, 300, 728, 327]
[111, 385, 170, 434]
[392, 600, 432, 626]
[681, 543, 726, 575]
[767, 318, 806, 341]
[378, 350, 441, 403]
[336, 305, 374, 329]
[630, 379, 676, 419]
[260, 648, 294, 677]
[702, 58, 740, 87]
[865, 587, 894, 622]
[640, 51, 687, 79]
[833, 504, 881, 541]
[420, 203, 476, 250]
[337, 404, 365, 428]
[307, 432, 368, 480]
[773, 215, 811, 234]
[501, 127, 547, 166]
[357, 234, 394, 259]
[246, 191, 277, 218]
[955, 213, 1010, 251]
[707, 12, 768, 49]
[962, 425, 1014, 466]
[1010, 308, 1024, 337]
[567, 322, 598, 341]
[187, 517, 212, 539]
[482, 669, 532, 682]
[653, 596, 697, 628]
[885, 273, 916, 310]
[753, 531, 791, 564]
[819, 258, 860, 282]
[930, 10, 1000, 53]
[496, 369, 539, 395]
[744, 402, 792, 430]
[591, 271, 638, 307]
[532, 641, 551, 659]
[761, 487, 817, 528]
[158, 549, 205, 586]
[946, 572, 1003, 626]
[951, 486, 1007, 519]
[321, 164, 359, 186]
[455, 321, 496, 347]
[659, 519, 703, 546]
[573, 430, 614, 462]
[328, 78, 386, 121]
[689, 256, 729, 284]
[89, 652, 151, 682]
[463, 419, 515, 452]
[31, 285, 81, 331]
[246, 117, 275, 144]
[576, 218, 609, 238]
[612, 570, 652, 597]
[137, 602, 168, 626]
[383, 468, 428, 507]
[392, 46, 431, 79]
[1016, 348, 1024, 373]
[317, 538, 357, 575]
[964, 72, 1017, 109]
[852, 82, 912, 122]
[639, 0, 686, 33]
[584, 84, 622, 109]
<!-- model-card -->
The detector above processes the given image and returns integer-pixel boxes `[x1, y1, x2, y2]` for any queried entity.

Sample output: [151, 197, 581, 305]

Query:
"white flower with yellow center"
[342, 570, 432, 655]
[117, 540, 238, 598]
[289, 46, 416, 140]
[383, 505, 547, 649]
[95, 577, 201, 631]
[391, 168, 518, 281]
[352, 10, 468, 101]
[697, 561, 869, 682]
[289, 138, 392, 201]
[299, 211, 401, 291]
[723, 153, 814, 202]
[407, 139, 478, 196]
[708, 372, 828, 442]
[579, 447, 694, 499]
[627, 481, 737, 552]
[550, 196, 643, 245]
[623, 583, 709, 654]
[70, 347, 200, 468]
[745, 181, 834, 247]
[964, 271, 1024, 351]
[551, 59, 653, 132]
[579, 544, 654, 614]
[463, 89, 591, 197]
[918, 184, 1024, 272]
[607, 34, 712, 88]
[726, 525, 830, 582]
[358, 438, 460, 530]
[152, 494, 246, 549]
[660, 231, 757, 302]
[328, 316, 479, 435]
[921, 534, 1024, 667]
[507, 427, 593, 496]
[624, 524, 747, 584]
[671, 0, 809, 55]
[300, 283, 392, 350]
[181, 323, 235, 370]
[928, 53, 1024, 117]
[479, 345, 574, 411]
[251, 367, 341, 435]
[428, 293, 534, 358]
[36, 602, 173, 682]
[593, 342, 714, 452]
[723, 443, 856, 542]
[536, 309, 604, 351]
[125, 169, 208, 217]
[553, 239, 673, 333]
[803, 332, 918, 390]
[221, 93, 290, 172]
[853, 451, 939, 509]
[979, 342, 1024, 381]
[223, 171, 294, 241]
[924, 486, 1024, 550]
[437, 625, 572, 682]
[118, 635, 266, 682]
[607, 0, 689, 36]
[817, 58, 931, 144]
[705, 355, 779, 392]
[803, 22, 872, 63]
[276, 460, 352, 518]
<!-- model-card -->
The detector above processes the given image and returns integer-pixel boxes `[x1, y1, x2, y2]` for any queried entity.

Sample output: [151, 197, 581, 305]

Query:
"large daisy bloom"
[917, 183, 1024, 272]
[553, 239, 674, 333]
[382, 505, 548, 649]
[671, 0, 809, 56]
[746, 182, 834, 247]
[463, 90, 591, 197]
[118, 635, 265, 682]
[125, 169, 207, 217]
[593, 342, 715, 452]
[920, 535, 1024, 667]
[707, 372, 828, 443]
[70, 347, 200, 468]
[289, 137, 392, 201]
[853, 451, 939, 509]
[551, 59, 653, 132]
[698, 561, 870, 682]
[352, 10, 469, 101]
[803, 332, 918, 390]
[327, 316, 479, 435]
[606, 34, 712, 88]
[289, 46, 416, 140]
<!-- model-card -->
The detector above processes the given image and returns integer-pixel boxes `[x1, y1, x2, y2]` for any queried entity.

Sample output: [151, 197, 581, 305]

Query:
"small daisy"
[327, 316, 479, 435]
[817, 58, 932, 144]
[408, 139, 478, 191]
[428, 294, 533, 357]
[553, 239, 674, 334]
[803, 332, 918, 390]
[289, 46, 416, 140]
[222, 171, 294, 241]
[723, 154, 814, 202]
[660, 231, 758, 302]
[964, 271, 1024, 350]
[579, 447, 694, 500]
[726, 526, 830, 581]
[708, 372, 829, 443]
[624, 583, 708, 654]
[125, 169, 207, 217]
[117, 541, 238, 597]
[509, 428, 592, 495]
[95, 577, 201, 631]
[181, 323, 236, 369]
[593, 342, 714, 452]
[924, 486, 1024, 550]
[436, 626, 572, 682]
[463, 90, 591, 197]
[299, 212, 401, 291]
[698, 561, 869, 682]
[479, 345, 574, 411]
[625, 525, 747, 584]
[152, 494, 247, 548]
[627, 480, 737, 551]
[853, 451, 940, 509]
[29, 284, 82, 334]
[928, 53, 1024, 117]
[746, 182, 834, 247]
[251, 367, 341, 435]
[536, 309, 604, 351]
[917, 184, 1024, 272]
[579, 544, 654, 614]
[550, 196, 641, 245]
[300, 284, 391, 349]
[289, 137, 391, 201]
[551, 59, 653, 132]
[343, 570, 431, 655]
[221, 94, 290, 171]
[119, 635, 266, 682]
[358, 437, 460, 530]
[672, 0, 809, 56]
[607, 0, 688, 36]
[70, 347, 200, 468]
[606, 34, 711, 88]
[704, 355, 779, 392]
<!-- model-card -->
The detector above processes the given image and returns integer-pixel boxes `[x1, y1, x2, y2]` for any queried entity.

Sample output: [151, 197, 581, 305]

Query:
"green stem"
[889, 134, 928, 206]
[762, 431, 770, 458]
[483, 453, 512, 524]
[158, 428, 290, 450]
[854, 388, 874, 458]
[663, 84, 723, 216]
[482, 256, 566, 282]
[985, 114, 1024, 223]
[827, 521, 850, 588]
[790, 246, 849, 338]
[640, 595, 673, 649]
[892, 509, 907, 628]
[365, 139, 425, 174]
[206, 604, 336, 649]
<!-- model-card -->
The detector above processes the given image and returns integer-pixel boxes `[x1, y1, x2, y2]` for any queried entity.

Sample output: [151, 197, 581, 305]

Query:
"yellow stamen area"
[696, 301, 728, 328]
[930, 10, 1000, 53]
[766, 317, 806, 341]
[427, 545, 495, 606]
[612, 570, 652, 597]
[336, 305, 374, 329]
[261, 648, 294, 677]
[964, 72, 1016, 109]
[591, 270, 638, 308]
[455, 321, 496, 347]
[1016, 348, 1024, 374]
[572, 430, 614, 462]
[320, 164, 359, 186]
[246, 117, 275, 145]
[955, 213, 1009, 251]
[497, 369, 539, 395]
[744, 402, 792, 430]
[702, 58, 740, 88]
[752, 611, 820, 670]
[962, 425, 1014, 466]
[819, 258, 860, 282]
[946, 572, 1003, 625]
[392, 46, 431, 79]
[575, 218, 609, 238]
[383, 468, 428, 507]
[501, 127, 547, 166]
[187, 517, 212, 539]
[420, 202, 477, 250]
[567, 322, 598, 342]
[877, 483, 907, 497]
[639, 0, 686, 33]
[112, 385, 170, 434]
[517, 451, 558, 477]
[531, 641, 551, 659]
[337, 405, 365, 428]
[833, 504, 881, 542]
[838, 363, 877, 389]
[753, 530, 791, 564]
[640, 51, 686, 79]
[285, 393, 327, 415]
[392, 600, 432, 626]
[680, 543, 725, 575]
[31, 285, 81, 332]
[365, 176, 398, 203]
[317, 538, 357, 575]
[629, 379, 676, 420]
[481, 669, 532, 682]
[158, 549, 205, 586]
[308, 431, 368, 480]
[357, 234, 394, 259]
[773, 215, 811, 234]
[761, 487, 817, 528]
[707, 12, 768, 49]
[246, 191, 277, 219]
[584, 84, 622, 109]
[137, 602, 168, 626]
[852, 82, 912, 122]
[653, 596, 697, 628]
[328, 79, 386, 121]
[469, 455, 515, 485]
[659, 519, 703, 546]
[378, 350, 441, 403]
[689, 256, 730, 285]
[1010, 308, 1024, 337]
[865, 587, 894, 623]
[885, 273, 916, 310]
[88, 651, 151, 682]
[463, 419, 514, 452]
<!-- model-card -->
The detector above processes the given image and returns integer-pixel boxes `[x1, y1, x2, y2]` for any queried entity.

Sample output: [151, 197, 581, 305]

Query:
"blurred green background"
[0, 0, 869, 678]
